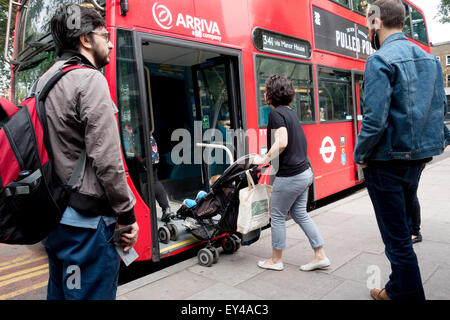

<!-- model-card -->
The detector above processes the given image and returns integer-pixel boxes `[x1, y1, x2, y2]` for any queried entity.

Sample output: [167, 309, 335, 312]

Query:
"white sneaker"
[300, 258, 330, 271]
[257, 260, 284, 271]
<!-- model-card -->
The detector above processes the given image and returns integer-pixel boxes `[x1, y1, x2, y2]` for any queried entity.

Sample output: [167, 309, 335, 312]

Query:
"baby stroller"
[174, 154, 264, 267]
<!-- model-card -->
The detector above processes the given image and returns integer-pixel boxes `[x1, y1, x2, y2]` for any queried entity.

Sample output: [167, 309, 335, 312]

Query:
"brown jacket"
[35, 53, 136, 225]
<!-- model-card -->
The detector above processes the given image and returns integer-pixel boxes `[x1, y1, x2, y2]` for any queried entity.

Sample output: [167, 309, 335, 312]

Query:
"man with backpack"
[34, 4, 138, 300]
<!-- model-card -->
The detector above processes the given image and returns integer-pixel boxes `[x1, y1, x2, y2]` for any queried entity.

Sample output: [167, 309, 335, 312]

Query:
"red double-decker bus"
[5, 0, 431, 264]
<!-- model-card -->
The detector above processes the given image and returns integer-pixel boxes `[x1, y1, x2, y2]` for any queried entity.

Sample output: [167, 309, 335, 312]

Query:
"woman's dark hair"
[51, 4, 106, 56]
[370, 0, 405, 30]
[265, 74, 295, 107]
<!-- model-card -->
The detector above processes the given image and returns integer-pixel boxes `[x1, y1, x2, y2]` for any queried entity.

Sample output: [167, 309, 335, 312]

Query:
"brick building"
[431, 41, 450, 120]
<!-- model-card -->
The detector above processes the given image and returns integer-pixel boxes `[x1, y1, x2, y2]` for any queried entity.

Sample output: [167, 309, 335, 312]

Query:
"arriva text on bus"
[152, 2, 221, 41]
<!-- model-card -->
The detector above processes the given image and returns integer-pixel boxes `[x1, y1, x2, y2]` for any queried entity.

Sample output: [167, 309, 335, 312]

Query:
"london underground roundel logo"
[320, 136, 336, 164]
[152, 2, 173, 30]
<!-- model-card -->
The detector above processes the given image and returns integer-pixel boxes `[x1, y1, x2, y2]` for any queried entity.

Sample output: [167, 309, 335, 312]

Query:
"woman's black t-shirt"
[267, 106, 309, 177]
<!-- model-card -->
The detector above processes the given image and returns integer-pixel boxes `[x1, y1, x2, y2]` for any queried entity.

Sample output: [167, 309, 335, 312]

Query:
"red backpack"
[0, 63, 90, 244]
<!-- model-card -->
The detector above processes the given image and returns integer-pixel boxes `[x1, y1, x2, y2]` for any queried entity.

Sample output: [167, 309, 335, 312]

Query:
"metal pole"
[87, 0, 105, 11]
[196, 142, 234, 164]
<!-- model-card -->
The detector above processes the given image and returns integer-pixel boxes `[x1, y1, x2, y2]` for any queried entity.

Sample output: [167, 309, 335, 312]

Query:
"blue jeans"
[270, 168, 324, 251]
[43, 219, 120, 300]
[363, 164, 426, 300]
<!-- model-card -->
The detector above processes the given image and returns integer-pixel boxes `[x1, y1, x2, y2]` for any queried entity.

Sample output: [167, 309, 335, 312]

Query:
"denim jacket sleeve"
[353, 54, 393, 164]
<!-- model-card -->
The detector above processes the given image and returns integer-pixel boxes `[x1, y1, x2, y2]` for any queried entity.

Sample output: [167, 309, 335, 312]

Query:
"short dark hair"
[51, 4, 106, 56]
[265, 74, 295, 107]
[370, 0, 405, 29]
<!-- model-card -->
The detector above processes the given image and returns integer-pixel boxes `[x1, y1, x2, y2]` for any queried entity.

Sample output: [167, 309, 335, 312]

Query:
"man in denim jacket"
[354, 0, 450, 300]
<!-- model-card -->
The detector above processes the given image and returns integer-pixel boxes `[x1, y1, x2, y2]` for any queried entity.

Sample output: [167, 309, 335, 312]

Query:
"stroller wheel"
[158, 226, 171, 244]
[198, 248, 214, 267]
[168, 223, 179, 241]
[230, 234, 241, 251]
[221, 235, 237, 254]
[208, 246, 219, 264]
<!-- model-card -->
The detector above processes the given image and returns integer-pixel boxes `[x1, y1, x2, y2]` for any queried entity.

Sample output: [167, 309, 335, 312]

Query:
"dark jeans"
[410, 195, 421, 236]
[44, 220, 120, 300]
[363, 164, 426, 300]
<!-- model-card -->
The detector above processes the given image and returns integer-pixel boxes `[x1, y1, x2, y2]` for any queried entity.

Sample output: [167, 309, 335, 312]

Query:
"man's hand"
[118, 222, 139, 252]
[359, 163, 368, 169]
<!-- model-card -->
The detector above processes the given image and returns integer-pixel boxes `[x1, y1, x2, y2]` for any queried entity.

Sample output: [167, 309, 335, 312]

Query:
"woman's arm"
[253, 127, 288, 165]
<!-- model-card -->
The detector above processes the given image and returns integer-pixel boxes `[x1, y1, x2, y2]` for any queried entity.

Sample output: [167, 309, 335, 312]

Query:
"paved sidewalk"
[117, 156, 450, 300]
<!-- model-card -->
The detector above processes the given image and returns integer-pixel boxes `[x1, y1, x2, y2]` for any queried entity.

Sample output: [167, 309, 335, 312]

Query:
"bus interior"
[121, 38, 242, 255]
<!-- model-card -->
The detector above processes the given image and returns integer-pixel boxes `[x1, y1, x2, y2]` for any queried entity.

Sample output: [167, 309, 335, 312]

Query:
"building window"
[255, 56, 315, 127]
[318, 68, 353, 122]
[447, 55, 450, 66]
[447, 74, 450, 87]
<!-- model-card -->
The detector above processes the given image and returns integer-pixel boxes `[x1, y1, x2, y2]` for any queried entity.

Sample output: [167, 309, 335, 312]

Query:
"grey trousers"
[270, 168, 325, 250]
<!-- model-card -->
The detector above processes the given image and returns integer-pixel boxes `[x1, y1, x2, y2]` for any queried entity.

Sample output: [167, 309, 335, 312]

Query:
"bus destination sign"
[253, 28, 312, 59]
[313, 6, 375, 60]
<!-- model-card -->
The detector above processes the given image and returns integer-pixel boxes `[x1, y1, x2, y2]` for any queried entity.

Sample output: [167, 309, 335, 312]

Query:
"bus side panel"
[248, 0, 312, 45]
[125, 175, 153, 262]
[305, 123, 359, 200]
[110, 0, 249, 48]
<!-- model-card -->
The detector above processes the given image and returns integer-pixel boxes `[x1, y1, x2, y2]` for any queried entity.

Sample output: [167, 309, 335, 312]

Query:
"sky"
[410, 0, 449, 44]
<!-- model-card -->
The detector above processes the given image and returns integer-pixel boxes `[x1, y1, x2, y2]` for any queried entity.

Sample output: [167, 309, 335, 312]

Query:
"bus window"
[255, 56, 315, 127]
[411, 7, 428, 44]
[116, 29, 149, 204]
[331, 0, 350, 8]
[403, 4, 412, 37]
[14, 50, 58, 103]
[352, 0, 374, 15]
[318, 68, 352, 122]
[15, 0, 82, 57]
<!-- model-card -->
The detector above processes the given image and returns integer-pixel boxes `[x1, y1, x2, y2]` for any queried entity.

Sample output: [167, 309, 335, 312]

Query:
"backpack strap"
[4, 149, 86, 197]
[36, 63, 92, 102]
[34, 61, 94, 187]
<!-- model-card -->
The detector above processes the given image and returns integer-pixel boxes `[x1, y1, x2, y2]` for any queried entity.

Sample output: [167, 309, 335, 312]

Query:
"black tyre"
[168, 223, 179, 241]
[158, 226, 171, 244]
[198, 248, 214, 267]
[230, 234, 241, 251]
[221, 235, 236, 254]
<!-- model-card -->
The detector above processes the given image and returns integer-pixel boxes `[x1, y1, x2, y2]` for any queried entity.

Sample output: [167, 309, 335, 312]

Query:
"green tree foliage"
[0, 0, 89, 93]
[0, 0, 16, 89]
[436, 0, 450, 24]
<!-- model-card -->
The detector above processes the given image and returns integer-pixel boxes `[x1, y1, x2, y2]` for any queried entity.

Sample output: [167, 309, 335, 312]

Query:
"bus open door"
[120, 30, 245, 262]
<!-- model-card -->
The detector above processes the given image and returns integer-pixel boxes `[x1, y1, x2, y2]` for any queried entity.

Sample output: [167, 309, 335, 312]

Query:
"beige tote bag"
[237, 170, 272, 234]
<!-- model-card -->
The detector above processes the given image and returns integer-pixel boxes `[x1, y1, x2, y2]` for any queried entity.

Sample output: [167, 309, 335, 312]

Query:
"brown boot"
[370, 288, 392, 300]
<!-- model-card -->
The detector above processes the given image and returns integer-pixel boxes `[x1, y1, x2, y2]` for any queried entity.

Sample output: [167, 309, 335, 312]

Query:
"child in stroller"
[174, 155, 263, 266]
[181, 175, 221, 209]
[179, 174, 231, 231]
